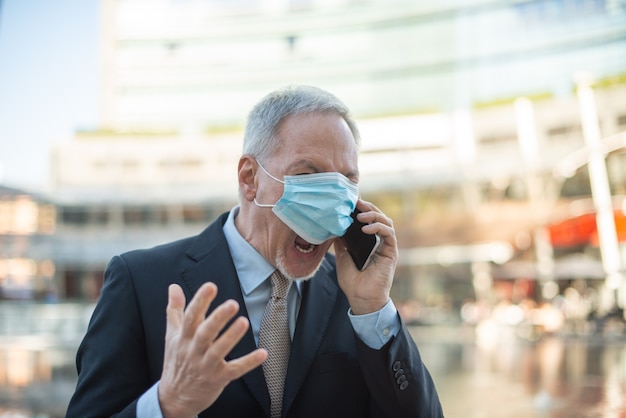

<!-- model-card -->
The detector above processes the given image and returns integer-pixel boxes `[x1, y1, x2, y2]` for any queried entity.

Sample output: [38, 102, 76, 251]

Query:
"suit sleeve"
[66, 255, 153, 418]
[356, 320, 444, 418]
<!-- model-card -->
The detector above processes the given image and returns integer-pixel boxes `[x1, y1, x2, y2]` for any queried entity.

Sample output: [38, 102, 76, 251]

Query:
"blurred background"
[1, 0, 626, 416]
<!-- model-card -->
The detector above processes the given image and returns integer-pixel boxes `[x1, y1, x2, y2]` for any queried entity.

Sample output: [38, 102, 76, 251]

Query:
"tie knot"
[269, 270, 291, 299]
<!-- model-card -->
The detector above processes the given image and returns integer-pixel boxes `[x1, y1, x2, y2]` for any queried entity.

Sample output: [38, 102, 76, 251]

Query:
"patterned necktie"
[258, 270, 292, 418]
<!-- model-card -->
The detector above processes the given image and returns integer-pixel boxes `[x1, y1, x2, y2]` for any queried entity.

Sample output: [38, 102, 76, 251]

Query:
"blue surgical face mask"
[254, 161, 358, 245]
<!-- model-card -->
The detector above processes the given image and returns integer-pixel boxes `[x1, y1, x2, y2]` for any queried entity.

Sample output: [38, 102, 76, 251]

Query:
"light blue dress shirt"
[138, 206, 400, 417]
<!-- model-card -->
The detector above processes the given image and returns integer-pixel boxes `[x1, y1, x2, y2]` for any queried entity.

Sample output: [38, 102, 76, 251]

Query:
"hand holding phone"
[341, 209, 381, 271]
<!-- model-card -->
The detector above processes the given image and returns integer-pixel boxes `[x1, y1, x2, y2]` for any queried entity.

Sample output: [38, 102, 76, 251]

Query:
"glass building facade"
[5, 0, 626, 313]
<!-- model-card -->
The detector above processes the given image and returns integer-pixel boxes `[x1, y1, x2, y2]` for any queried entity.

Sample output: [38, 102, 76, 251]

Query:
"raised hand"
[158, 283, 268, 418]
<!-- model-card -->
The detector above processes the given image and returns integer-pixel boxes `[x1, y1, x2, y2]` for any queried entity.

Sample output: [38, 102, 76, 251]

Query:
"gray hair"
[243, 85, 360, 162]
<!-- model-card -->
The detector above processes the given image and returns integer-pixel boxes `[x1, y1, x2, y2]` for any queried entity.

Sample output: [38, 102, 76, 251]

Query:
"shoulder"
[119, 212, 230, 266]
[106, 212, 230, 281]
[119, 234, 196, 266]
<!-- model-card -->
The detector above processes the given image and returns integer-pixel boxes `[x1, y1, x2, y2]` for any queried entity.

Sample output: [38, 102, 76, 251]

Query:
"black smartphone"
[341, 209, 381, 271]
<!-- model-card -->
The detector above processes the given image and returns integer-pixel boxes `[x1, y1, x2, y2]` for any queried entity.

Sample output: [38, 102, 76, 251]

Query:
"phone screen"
[341, 209, 381, 270]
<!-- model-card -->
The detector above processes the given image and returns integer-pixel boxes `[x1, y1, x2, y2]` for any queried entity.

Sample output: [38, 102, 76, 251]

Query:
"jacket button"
[394, 369, 403, 379]
[396, 374, 406, 385]
[392, 361, 401, 371]
[400, 381, 409, 391]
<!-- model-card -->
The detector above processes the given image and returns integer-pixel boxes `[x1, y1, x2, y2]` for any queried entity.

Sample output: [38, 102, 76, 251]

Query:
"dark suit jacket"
[66, 212, 443, 417]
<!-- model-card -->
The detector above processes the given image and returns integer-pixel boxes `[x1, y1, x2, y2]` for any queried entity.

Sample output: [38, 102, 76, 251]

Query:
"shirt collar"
[223, 206, 301, 296]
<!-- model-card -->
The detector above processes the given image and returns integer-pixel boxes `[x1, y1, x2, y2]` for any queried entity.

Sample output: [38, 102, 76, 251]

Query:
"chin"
[277, 255, 325, 281]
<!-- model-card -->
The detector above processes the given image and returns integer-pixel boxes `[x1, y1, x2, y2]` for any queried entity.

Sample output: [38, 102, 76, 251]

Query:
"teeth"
[295, 243, 315, 254]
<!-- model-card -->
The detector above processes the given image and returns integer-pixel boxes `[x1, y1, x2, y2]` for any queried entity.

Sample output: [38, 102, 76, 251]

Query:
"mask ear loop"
[253, 160, 284, 208]
[254, 199, 275, 208]
[257, 161, 284, 184]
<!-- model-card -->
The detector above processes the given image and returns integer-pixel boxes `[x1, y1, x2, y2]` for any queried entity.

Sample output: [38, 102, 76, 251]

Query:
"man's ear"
[238, 155, 257, 202]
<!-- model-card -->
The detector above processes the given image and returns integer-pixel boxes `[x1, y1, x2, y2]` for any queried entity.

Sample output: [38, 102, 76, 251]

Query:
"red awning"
[548, 211, 626, 248]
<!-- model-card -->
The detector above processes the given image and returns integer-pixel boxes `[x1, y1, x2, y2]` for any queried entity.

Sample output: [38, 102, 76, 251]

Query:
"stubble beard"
[275, 252, 325, 282]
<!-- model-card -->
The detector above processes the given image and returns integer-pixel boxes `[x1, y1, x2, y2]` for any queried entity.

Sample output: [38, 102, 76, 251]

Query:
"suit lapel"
[181, 214, 271, 416]
[283, 259, 338, 415]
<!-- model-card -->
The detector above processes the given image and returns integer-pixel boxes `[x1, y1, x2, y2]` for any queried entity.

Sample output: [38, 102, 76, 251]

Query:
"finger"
[356, 217, 394, 254]
[223, 348, 268, 382]
[207, 316, 250, 359]
[355, 199, 381, 217]
[359, 210, 392, 229]
[194, 299, 240, 351]
[166, 284, 186, 334]
[373, 225, 396, 255]
[353, 200, 389, 225]
[182, 282, 218, 339]
[354, 204, 397, 259]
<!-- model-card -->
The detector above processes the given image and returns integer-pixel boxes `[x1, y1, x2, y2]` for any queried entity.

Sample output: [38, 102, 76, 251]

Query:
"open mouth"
[295, 235, 316, 254]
